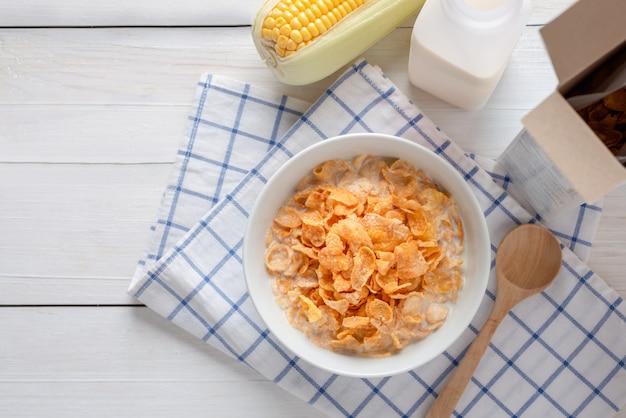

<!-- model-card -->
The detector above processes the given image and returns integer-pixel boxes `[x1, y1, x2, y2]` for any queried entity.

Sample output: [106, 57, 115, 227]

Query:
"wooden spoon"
[426, 224, 562, 418]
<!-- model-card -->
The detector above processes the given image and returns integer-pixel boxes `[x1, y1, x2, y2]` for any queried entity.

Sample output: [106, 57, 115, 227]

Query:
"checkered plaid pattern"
[129, 60, 626, 417]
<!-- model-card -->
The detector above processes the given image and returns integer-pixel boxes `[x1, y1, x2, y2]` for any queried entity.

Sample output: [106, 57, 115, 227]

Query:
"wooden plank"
[0, 26, 557, 162]
[0, 104, 186, 164]
[0, 0, 576, 27]
[0, 163, 170, 305]
[0, 1, 261, 27]
[1, 2, 622, 417]
[0, 27, 320, 105]
[0, 25, 558, 108]
[0, 306, 323, 417]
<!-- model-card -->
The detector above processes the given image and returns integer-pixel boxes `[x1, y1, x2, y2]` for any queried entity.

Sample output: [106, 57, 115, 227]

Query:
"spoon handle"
[425, 311, 505, 418]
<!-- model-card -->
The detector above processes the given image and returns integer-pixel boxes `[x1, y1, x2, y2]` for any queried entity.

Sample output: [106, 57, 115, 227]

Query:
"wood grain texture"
[0, 27, 556, 159]
[0, 307, 322, 417]
[1, 0, 624, 416]
[0, 1, 261, 27]
[0, 0, 574, 27]
[0, 163, 169, 305]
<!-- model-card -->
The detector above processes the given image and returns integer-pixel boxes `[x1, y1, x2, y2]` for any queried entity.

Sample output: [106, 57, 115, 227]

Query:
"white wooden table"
[1, 1, 625, 416]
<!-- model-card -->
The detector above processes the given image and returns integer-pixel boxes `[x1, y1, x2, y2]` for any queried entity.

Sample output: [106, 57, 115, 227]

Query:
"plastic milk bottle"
[408, 0, 532, 110]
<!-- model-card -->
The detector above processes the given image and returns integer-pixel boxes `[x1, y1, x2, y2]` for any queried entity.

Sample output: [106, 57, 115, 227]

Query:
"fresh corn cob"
[261, 0, 370, 58]
[252, 0, 425, 85]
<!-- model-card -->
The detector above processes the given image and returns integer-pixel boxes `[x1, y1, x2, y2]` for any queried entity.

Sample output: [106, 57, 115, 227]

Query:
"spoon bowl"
[497, 223, 563, 292]
[426, 224, 562, 418]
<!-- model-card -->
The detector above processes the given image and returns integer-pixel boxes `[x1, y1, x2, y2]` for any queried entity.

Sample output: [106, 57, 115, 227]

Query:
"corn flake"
[577, 86, 626, 158]
[264, 155, 465, 356]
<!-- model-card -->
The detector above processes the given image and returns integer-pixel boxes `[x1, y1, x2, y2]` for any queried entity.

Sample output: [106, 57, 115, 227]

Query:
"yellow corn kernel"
[320, 15, 332, 29]
[260, 0, 370, 57]
[261, 27, 273, 40]
[304, 8, 316, 21]
[290, 16, 303, 30]
[316, 0, 326, 17]
[252, 0, 426, 85]
[314, 18, 327, 35]
[263, 16, 275, 28]
[297, 11, 311, 26]
[276, 35, 289, 49]
[275, 15, 288, 27]
[279, 24, 293, 37]
[274, 1, 288, 11]
[306, 21, 320, 38]
[271, 27, 280, 42]
[290, 29, 304, 44]
[331, 7, 342, 21]
[326, 11, 337, 26]
[300, 27, 313, 42]
[286, 38, 298, 51]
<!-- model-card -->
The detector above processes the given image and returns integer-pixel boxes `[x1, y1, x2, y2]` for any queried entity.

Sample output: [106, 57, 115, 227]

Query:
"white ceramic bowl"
[243, 133, 490, 378]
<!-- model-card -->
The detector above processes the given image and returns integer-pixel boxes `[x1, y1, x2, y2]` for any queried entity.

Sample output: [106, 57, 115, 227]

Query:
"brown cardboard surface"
[498, 0, 626, 218]
[523, 92, 626, 203]
[525, 0, 626, 206]
[540, 0, 626, 94]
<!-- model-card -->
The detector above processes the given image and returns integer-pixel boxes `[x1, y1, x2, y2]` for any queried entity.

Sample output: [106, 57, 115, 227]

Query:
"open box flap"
[523, 92, 626, 203]
[540, 0, 626, 94]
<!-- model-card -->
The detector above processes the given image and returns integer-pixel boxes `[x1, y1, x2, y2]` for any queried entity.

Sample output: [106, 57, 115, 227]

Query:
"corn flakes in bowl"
[243, 133, 490, 377]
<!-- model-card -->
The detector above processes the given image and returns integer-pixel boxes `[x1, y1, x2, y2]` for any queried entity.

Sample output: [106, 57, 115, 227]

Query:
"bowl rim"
[243, 132, 491, 377]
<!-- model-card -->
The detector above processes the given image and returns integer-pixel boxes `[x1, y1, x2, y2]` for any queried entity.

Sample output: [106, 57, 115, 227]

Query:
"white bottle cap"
[443, 0, 523, 28]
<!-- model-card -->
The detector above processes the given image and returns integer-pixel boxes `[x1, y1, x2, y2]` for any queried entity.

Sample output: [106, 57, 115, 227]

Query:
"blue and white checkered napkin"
[129, 59, 626, 417]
